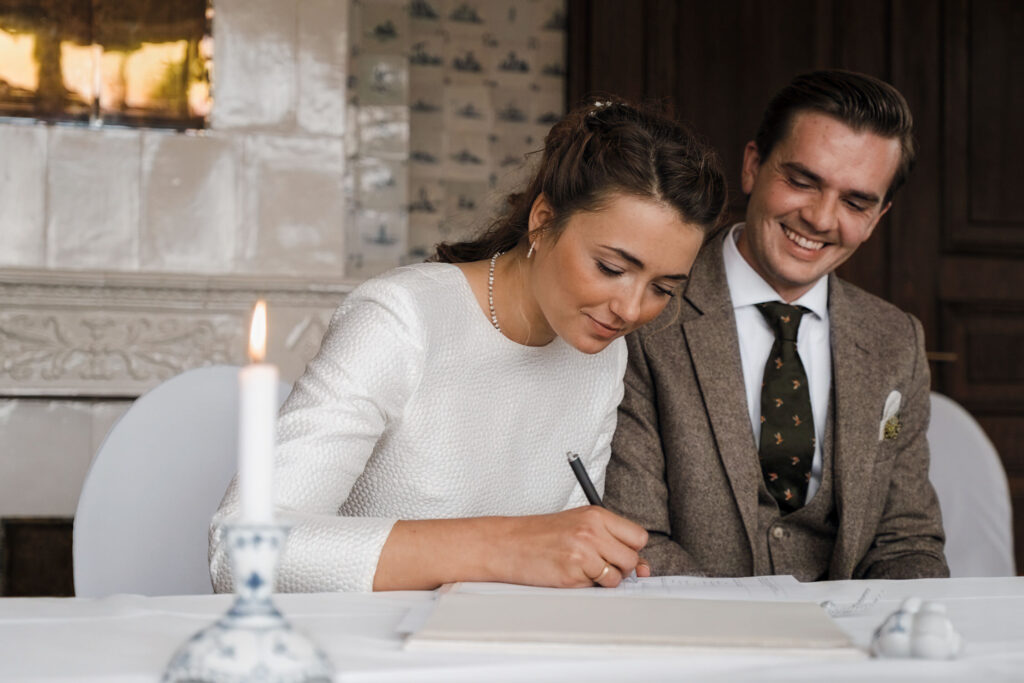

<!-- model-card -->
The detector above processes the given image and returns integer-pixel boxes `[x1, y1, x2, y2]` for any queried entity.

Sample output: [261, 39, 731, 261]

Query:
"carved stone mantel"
[0, 269, 354, 397]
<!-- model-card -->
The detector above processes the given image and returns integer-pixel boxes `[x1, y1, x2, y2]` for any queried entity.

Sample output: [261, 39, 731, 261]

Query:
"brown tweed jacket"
[605, 234, 949, 580]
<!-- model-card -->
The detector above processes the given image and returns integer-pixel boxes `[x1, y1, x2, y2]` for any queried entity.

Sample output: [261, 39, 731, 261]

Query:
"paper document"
[447, 574, 802, 600]
[444, 576, 884, 617]
[406, 591, 861, 657]
[396, 576, 798, 636]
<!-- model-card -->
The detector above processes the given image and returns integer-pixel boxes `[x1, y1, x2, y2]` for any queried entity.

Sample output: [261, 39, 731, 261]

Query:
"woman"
[210, 100, 726, 592]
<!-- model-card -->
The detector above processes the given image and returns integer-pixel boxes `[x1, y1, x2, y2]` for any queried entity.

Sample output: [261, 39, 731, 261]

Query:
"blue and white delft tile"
[357, 54, 409, 106]
[444, 131, 490, 180]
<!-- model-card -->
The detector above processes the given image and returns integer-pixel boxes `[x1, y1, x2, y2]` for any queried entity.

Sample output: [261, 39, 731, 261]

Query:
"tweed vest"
[752, 394, 839, 581]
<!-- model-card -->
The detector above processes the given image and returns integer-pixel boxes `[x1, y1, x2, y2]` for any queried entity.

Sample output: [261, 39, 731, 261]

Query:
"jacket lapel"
[681, 238, 762, 553]
[827, 275, 883, 577]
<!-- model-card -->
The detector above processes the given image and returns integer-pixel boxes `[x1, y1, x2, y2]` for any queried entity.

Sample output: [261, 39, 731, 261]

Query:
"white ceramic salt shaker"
[870, 596, 922, 658]
[910, 601, 963, 660]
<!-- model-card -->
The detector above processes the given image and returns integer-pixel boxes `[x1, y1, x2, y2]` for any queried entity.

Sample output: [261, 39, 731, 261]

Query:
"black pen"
[567, 451, 604, 507]
[567, 451, 642, 580]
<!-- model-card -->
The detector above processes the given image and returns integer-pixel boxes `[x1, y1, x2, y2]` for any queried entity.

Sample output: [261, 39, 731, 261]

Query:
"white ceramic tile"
[493, 88, 532, 125]
[535, 39, 567, 88]
[489, 41, 535, 90]
[444, 179, 490, 224]
[211, 0, 298, 131]
[357, 157, 408, 210]
[410, 0, 444, 27]
[298, 0, 349, 137]
[0, 124, 47, 268]
[409, 33, 447, 81]
[0, 400, 95, 516]
[345, 94, 361, 159]
[348, 0, 363, 56]
[491, 129, 537, 196]
[408, 214, 445, 260]
[410, 121, 446, 178]
[358, 106, 409, 157]
[360, 0, 409, 56]
[442, 0, 489, 38]
[445, 85, 494, 133]
[530, 90, 563, 128]
[408, 177, 444, 218]
[444, 39, 489, 86]
[488, 1, 537, 42]
[140, 131, 239, 273]
[444, 131, 491, 181]
[239, 135, 346, 277]
[535, 0, 567, 34]
[46, 126, 140, 270]
[357, 53, 409, 107]
[410, 81, 444, 121]
[348, 208, 407, 277]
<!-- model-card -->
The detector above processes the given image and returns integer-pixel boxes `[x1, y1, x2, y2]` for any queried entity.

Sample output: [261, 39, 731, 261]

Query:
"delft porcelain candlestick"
[162, 523, 333, 683]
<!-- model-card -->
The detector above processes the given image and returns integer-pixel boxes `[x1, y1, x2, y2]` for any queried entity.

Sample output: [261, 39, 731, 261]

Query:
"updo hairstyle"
[433, 98, 727, 263]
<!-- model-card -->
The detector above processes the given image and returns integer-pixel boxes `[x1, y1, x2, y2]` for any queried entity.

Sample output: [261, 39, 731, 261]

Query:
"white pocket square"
[879, 390, 902, 441]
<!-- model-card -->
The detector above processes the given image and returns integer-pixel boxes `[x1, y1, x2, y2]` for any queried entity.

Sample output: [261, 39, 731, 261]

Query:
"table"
[1, 577, 1022, 682]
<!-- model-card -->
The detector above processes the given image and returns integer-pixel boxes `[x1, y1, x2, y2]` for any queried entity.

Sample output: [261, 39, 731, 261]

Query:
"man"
[605, 70, 949, 581]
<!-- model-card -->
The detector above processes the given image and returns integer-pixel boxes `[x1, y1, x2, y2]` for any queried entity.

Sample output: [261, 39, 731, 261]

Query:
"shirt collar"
[721, 222, 829, 320]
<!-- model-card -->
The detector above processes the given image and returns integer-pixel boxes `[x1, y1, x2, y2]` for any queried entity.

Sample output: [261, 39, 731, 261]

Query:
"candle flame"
[248, 300, 267, 363]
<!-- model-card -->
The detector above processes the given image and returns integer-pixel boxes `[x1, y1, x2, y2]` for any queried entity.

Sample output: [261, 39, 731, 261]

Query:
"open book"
[406, 585, 862, 657]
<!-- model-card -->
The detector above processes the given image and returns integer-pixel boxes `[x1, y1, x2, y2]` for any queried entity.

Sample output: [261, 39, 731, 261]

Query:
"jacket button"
[772, 526, 785, 540]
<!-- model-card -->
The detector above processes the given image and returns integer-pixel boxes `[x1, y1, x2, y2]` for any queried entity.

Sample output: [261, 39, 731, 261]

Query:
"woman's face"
[529, 193, 705, 354]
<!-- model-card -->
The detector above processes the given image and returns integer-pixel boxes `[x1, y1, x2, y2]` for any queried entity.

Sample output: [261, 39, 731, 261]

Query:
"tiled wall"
[0, 0, 564, 520]
[0, 0, 353, 519]
[348, 0, 566, 276]
[0, 0, 349, 279]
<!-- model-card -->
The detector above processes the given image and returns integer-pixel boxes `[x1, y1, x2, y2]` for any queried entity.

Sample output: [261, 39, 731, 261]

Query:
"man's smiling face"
[737, 110, 901, 302]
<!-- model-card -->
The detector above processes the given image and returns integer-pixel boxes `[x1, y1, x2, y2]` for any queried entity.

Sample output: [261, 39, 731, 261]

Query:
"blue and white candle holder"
[162, 523, 333, 683]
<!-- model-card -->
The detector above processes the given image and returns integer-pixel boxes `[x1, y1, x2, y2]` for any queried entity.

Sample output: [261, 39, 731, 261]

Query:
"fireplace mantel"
[0, 269, 353, 397]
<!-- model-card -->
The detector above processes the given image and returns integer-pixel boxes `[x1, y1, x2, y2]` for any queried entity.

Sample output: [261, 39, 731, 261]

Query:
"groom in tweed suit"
[606, 71, 949, 581]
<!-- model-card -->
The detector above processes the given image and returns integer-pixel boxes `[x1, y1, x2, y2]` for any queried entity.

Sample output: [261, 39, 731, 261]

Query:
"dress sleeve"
[564, 339, 627, 509]
[209, 280, 425, 592]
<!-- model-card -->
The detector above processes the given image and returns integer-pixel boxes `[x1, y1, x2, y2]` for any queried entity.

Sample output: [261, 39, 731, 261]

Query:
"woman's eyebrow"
[598, 245, 688, 280]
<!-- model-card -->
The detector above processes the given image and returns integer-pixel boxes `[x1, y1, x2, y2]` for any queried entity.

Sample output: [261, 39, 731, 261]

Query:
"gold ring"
[590, 563, 611, 583]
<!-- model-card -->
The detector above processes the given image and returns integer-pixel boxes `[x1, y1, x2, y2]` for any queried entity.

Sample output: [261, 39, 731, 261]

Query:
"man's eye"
[788, 177, 812, 189]
[596, 261, 623, 276]
[844, 199, 869, 212]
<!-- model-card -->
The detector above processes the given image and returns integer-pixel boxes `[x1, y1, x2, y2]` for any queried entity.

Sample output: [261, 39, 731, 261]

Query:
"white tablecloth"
[1, 578, 1022, 682]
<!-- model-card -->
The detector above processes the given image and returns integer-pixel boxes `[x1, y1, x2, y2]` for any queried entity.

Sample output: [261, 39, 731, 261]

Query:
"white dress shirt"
[721, 224, 831, 502]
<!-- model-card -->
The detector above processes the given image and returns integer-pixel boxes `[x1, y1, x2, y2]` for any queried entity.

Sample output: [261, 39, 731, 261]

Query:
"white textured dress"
[210, 263, 627, 592]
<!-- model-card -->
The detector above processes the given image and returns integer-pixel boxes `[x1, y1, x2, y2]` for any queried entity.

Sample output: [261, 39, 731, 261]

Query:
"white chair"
[73, 365, 291, 597]
[927, 392, 1016, 577]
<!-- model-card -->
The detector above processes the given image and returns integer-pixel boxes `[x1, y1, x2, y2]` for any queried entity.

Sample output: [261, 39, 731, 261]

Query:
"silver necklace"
[488, 252, 503, 331]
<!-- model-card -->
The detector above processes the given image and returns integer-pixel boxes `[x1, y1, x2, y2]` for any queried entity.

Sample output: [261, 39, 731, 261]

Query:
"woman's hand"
[374, 508, 649, 590]
[494, 506, 649, 588]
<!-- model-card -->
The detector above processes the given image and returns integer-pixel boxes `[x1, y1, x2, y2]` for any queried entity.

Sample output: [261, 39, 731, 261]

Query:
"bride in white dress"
[210, 100, 727, 592]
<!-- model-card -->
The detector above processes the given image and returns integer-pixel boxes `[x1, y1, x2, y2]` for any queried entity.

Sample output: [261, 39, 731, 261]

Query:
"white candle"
[239, 300, 278, 524]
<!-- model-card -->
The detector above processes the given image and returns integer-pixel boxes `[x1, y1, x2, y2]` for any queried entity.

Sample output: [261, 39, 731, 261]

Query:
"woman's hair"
[432, 98, 727, 263]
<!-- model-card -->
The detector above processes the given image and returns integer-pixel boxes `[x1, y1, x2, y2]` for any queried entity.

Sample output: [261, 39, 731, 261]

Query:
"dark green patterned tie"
[757, 302, 814, 514]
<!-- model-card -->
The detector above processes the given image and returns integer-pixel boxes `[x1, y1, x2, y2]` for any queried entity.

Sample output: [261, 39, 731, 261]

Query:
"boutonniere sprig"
[879, 390, 902, 441]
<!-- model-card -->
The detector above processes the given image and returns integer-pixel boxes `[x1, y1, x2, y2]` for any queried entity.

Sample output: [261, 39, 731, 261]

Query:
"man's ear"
[527, 193, 554, 251]
[863, 200, 893, 241]
[741, 141, 761, 195]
